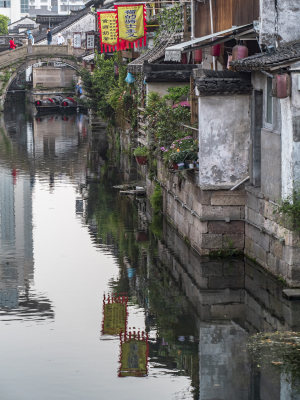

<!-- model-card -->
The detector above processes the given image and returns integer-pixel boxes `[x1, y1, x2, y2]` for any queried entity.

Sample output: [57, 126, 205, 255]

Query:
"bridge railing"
[0, 44, 85, 69]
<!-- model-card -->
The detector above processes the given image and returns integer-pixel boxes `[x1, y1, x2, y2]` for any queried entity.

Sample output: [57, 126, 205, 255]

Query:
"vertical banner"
[119, 329, 149, 377]
[97, 10, 118, 53]
[114, 3, 147, 50]
[102, 294, 128, 336]
[86, 33, 95, 50]
[73, 33, 81, 49]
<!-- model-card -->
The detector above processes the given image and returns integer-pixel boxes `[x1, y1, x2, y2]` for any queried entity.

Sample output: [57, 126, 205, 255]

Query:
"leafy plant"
[150, 183, 163, 214]
[133, 146, 148, 157]
[0, 15, 9, 35]
[274, 190, 300, 234]
[165, 86, 189, 104]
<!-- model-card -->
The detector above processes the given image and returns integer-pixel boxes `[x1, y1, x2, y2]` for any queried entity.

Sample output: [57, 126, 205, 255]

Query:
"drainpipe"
[209, 0, 216, 70]
[191, 0, 195, 39]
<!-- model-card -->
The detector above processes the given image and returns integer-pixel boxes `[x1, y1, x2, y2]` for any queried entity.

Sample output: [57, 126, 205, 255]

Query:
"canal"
[0, 95, 300, 400]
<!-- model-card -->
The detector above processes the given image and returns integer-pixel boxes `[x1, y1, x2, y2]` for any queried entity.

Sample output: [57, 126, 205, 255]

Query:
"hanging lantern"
[194, 49, 202, 64]
[232, 45, 248, 61]
[125, 72, 135, 84]
[211, 44, 221, 57]
[273, 74, 291, 99]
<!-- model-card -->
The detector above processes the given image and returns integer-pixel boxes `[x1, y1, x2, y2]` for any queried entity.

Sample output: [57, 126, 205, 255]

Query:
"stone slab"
[282, 289, 300, 300]
[211, 191, 246, 206]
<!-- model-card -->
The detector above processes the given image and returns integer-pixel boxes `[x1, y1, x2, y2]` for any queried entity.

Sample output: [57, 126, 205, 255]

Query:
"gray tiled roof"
[231, 41, 300, 71]
[194, 70, 252, 96]
[35, 7, 90, 43]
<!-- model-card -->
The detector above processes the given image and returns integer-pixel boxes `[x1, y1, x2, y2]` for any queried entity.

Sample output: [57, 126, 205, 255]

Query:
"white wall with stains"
[198, 94, 251, 189]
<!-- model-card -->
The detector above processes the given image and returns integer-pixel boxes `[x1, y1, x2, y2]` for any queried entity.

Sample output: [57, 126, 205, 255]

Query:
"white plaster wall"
[37, 13, 95, 45]
[198, 94, 251, 189]
[146, 82, 187, 99]
[280, 98, 293, 199]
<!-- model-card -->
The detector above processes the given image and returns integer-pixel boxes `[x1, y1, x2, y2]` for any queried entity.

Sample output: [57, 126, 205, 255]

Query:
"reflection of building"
[0, 155, 53, 320]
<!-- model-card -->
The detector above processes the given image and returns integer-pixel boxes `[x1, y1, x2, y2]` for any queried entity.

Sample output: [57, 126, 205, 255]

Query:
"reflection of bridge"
[0, 43, 86, 105]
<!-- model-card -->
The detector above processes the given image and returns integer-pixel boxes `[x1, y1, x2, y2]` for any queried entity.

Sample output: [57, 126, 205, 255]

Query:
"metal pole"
[209, 0, 216, 70]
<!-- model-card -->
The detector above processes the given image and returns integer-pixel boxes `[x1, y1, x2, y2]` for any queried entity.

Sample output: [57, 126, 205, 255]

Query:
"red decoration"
[114, 3, 147, 50]
[211, 44, 221, 57]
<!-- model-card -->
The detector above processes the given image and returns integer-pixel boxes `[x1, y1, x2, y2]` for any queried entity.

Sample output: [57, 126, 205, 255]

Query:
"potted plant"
[133, 146, 148, 165]
[169, 151, 186, 170]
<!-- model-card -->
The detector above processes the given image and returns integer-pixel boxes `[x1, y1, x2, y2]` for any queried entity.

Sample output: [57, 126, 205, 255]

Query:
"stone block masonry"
[154, 159, 246, 255]
[245, 185, 300, 287]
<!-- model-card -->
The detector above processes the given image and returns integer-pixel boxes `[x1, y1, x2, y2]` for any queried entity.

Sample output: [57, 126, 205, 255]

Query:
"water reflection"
[84, 145, 300, 398]
[0, 96, 89, 323]
[0, 96, 299, 399]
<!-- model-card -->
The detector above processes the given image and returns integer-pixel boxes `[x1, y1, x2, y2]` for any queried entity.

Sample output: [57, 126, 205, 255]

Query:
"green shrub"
[133, 146, 148, 156]
[150, 184, 162, 214]
[275, 190, 300, 234]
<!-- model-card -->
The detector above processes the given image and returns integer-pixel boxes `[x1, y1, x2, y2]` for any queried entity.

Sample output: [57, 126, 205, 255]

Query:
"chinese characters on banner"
[86, 33, 95, 50]
[97, 10, 118, 52]
[73, 33, 81, 49]
[115, 3, 147, 50]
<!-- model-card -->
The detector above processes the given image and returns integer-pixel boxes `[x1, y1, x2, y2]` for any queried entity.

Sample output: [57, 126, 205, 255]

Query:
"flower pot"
[135, 155, 147, 165]
[172, 162, 179, 170]
[136, 231, 149, 242]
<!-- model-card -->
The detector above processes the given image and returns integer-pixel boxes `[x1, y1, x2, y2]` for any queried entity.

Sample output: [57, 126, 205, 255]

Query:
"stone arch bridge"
[0, 43, 86, 106]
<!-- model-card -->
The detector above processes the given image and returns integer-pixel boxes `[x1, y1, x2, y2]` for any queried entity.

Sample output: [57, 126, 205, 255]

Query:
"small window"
[266, 77, 273, 125]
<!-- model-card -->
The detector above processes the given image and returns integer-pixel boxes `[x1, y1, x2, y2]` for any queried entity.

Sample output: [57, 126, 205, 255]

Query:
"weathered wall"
[153, 159, 246, 255]
[33, 67, 76, 88]
[198, 94, 251, 189]
[37, 13, 95, 46]
[261, 128, 281, 201]
[260, 0, 300, 46]
[245, 185, 300, 287]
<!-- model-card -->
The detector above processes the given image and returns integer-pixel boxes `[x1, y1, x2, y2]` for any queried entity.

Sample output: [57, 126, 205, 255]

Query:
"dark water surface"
[0, 96, 300, 400]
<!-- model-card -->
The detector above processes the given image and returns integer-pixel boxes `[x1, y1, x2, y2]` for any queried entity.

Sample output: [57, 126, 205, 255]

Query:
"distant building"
[28, 0, 86, 16]
[8, 16, 39, 34]
[0, 0, 29, 24]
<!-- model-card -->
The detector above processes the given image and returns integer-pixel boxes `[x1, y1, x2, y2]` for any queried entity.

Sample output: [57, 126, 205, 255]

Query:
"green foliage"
[0, 15, 9, 35]
[133, 146, 148, 157]
[274, 190, 300, 234]
[145, 91, 191, 148]
[80, 53, 129, 120]
[150, 183, 163, 214]
[157, 4, 183, 34]
[165, 85, 189, 104]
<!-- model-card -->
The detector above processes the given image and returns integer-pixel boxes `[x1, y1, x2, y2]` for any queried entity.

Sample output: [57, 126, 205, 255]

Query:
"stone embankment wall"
[157, 218, 300, 331]
[245, 186, 300, 287]
[150, 159, 245, 255]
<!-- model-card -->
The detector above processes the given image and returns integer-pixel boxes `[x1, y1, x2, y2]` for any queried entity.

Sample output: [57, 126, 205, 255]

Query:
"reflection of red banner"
[102, 294, 128, 336]
[97, 10, 117, 53]
[119, 329, 149, 377]
[114, 3, 147, 50]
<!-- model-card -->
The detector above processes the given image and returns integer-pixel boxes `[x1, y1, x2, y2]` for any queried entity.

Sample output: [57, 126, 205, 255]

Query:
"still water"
[0, 96, 299, 400]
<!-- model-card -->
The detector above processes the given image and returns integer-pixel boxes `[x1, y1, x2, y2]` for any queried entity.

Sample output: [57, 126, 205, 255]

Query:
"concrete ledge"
[283, 289, 300, 300]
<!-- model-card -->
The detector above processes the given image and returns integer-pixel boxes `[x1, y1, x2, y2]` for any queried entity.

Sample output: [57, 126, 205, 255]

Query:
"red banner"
[97, 10, 118, 53]
[114, 3, 147, 50]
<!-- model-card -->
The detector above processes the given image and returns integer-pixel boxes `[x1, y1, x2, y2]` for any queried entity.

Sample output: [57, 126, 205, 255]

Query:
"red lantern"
[194, 49, 202, 64]
[273, 74, 291, 99]
[211, 44, 221, 57]
[232, 45, 248, 61]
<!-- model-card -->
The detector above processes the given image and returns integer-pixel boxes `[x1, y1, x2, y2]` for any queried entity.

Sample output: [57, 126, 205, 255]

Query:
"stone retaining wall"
[153, 158, 246, 255]
[245, 185, 300, 287]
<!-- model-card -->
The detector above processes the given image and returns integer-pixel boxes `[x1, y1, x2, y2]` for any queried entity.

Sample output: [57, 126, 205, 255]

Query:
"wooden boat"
[60, 97, 77, 111]
[35, 96, 63, 113]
